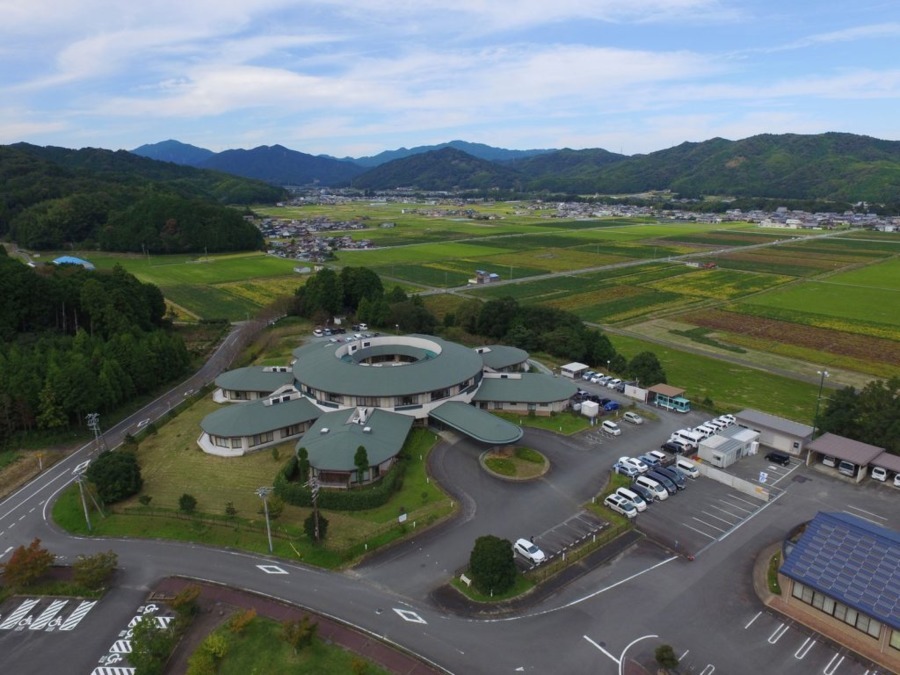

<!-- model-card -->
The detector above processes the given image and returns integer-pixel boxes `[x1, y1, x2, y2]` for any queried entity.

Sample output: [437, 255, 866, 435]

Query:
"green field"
[820, 257, 900, 290]
[744, 282, 900, 328]
[609, 333, 820, 419]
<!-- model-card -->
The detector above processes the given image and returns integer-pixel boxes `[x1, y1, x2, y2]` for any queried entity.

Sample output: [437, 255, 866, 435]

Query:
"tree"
[468, 535, 517, 595]
[354, 445, 369, 485]
[627, 351, 667, 386]
[655, 644, 679, 670]
[258, 494, 284, 519]
[225, 501, 237, 518]
[179, 493, 198, 514]
[476, 297, 519, 339]
[85, 450, 142, 504]
[281, 615, 318, 654]
[1, 538, 55, 588]
[304, 511, 328, 542]
[129, 614, 174, 675]
[297, 447, 310, 482]
[72, 550, 118, 590]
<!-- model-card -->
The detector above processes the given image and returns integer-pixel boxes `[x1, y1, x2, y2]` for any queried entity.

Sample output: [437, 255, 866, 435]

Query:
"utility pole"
[86, 413, 106, 452]
[256, 487, 274, 553]
[308, 476, 321, 543]
[75, 474, 92, 532]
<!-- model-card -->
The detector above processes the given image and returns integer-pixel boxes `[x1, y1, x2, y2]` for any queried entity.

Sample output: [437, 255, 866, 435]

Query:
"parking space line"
[726, 494, 759, 507]
[744, 611, 762, 629]
[840, 510, 885, 526]
[682, 523, 718, 539]
[718, 499, 754, 514]
[768, 622, 790, 644]
[794, 636, 816, 659]
[693, 515, 728, 532]
[845, 505, 887, 521]
[704, 505, 743, 521]
[771, 462, 800, 485]
[823, 653, 844, 675]
[700, 509, 739, 526]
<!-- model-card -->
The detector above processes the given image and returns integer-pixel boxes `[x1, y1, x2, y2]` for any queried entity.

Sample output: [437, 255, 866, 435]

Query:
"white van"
[670, 429, 702, 450]
[601, 420, 622, 436]
[635, 475, 669, 501]
[616, 487, 647, 512]
[822, 455, 837, 467]
[675, 458, 700, 478]
[838, 460, 857, 477]
[695, 424, 717, 438]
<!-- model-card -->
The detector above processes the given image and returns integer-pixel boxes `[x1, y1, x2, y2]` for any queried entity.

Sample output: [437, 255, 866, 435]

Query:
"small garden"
[481, 446, 548, 480]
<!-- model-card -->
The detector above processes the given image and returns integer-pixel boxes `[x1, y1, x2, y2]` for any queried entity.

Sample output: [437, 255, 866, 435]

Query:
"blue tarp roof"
[52, 256, 95, 270]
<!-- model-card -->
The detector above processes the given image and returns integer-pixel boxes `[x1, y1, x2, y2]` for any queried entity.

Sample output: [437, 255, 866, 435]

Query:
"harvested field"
[681, 309, 900, 367]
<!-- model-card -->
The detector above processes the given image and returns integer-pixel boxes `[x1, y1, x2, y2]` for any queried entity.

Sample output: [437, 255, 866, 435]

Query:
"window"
[890, 629, 900, 651]
[231, 438, 242, 449]
[250, 431, 274, 447]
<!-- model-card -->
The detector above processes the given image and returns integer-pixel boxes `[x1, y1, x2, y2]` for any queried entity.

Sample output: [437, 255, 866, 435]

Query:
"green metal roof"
[429, 402, 523, 444]
[291, 335, 484, 397]
[471, 373, 578, 404]
[477, 345, 528, 370]
[297, 408, 413, 471]
[201, 396, 322, 437]
[215, 367, 294, 393]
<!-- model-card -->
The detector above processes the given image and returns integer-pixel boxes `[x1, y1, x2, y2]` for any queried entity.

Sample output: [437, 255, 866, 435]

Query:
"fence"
[696, 463, 778, 501]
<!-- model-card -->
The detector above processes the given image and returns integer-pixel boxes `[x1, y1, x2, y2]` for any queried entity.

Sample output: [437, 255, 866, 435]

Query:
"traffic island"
[479, 446, 549, 481]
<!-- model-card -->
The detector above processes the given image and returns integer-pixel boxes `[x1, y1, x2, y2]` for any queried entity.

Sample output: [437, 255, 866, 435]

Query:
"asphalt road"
[1, 343, 895, 674]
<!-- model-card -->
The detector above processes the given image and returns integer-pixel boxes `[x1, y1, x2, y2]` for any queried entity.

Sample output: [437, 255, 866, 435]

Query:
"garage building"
[734, 409, 813, 456]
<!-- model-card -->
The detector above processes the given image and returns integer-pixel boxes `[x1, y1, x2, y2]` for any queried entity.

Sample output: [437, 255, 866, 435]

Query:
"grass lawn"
[450, 572, 534, 603]
[609, 334, 819, 421]
[208, 616, 390, 675]
[53, 405, 453, 568]
[493, 411, 590, 435]
[745, 281, 900, 328]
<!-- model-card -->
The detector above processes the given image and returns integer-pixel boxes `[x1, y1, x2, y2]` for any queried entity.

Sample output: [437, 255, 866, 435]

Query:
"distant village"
[258, 192, 898, 262]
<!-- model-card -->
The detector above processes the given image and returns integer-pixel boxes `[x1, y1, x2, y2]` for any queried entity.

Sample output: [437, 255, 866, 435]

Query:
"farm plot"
[214, 276, 304, 306]
[656, 230, 791, 247]
[569, 288, 694, 323]
[161, 283, 262, 320]
[644, 268, 793, 300]
[820, 257, 900, 290]
[742, 282, 900, 329]
[680, 309, 900, 376]
[713, 247, 863, 276]
[337, 241, 509, 266]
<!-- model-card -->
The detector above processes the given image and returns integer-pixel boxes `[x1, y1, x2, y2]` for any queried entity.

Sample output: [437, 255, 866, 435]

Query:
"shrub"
[469, 535, 516, 595]
[138, 495, 153, 506]
[227, 608, 256, 634]
[1, 538, 54, 589]
[85, 450, 142, 504]
[281, 616, 318, 654]
[171, 585, 201, 618]
[655, 644, 679, 670]
[72, 550, 118, 590]
[179, 493, 197, 514]
[225, 501, 237, 518]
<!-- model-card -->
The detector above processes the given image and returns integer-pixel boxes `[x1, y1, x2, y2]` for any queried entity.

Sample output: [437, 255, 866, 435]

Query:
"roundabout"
[479, 446, 550, 481]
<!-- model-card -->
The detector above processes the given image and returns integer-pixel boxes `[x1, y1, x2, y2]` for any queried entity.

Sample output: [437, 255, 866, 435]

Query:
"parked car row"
[606, 456, 699, 517]
[580, 371, 635, 393]
[667, 414, 737, 453]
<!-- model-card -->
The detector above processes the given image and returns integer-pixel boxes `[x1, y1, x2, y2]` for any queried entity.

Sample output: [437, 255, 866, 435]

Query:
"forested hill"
[1, 144, 281, 252]
[0, 249, 190, 444]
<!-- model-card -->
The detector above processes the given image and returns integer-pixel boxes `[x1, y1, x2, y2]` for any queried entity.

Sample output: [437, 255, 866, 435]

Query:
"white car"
[894, 474, 900, 488]
[513, 538, 546, 564]
[606, 378, 622, 389]
[618, 456, 649, 474]
[582, 371, 596, 381]
[615, 487, 647, 512]
[590, 373, 604, 384]
[717, 414, 736, 425]
[870, 466, 888, 482]
[601, 420, 621, 436]
[622, 411, 643, 425]
[604, 494, 637, 519]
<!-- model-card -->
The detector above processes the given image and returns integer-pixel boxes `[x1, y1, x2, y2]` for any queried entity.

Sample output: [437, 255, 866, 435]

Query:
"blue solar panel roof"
[781, 512, 900, 630]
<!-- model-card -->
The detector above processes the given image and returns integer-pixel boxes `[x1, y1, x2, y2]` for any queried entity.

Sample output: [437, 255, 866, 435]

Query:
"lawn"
[206, 616, 390, 675]
[609, 334, 820, 420]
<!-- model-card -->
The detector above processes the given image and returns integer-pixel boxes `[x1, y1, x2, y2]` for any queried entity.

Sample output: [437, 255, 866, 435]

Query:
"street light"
[256, 486, 274, 553]
[812, 369, 830, 438]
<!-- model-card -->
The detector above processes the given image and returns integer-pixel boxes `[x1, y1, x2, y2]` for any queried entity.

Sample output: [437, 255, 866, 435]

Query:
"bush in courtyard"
[468, 535, 516, 595]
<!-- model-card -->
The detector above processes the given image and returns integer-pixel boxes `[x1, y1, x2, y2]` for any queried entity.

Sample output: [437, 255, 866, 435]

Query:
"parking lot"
[630, 471, 771, 557]
[515, 510, 608, 569]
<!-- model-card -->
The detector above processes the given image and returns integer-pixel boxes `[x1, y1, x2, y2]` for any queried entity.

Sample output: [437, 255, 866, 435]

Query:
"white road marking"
[58, 600, 97, 630]
[583, 635, 619, 664]
[744, 611, 762, 629]
[393, 608, 427, 624]
[108, 640, 132, 653]
[823, 653, 844, 675]
[72, 460, 91, 475]
[29, 599, 68, 630]
[679, 648, 690, 660]
[794, 636, 815, 659]
[699, 665, 715, 675]
[840, 510, 885, 526]
[718, 499, 754, 514]
[700, 510, 738, 526]
[0, 599, 39, 629]
[91, 668, 136, 675]
[256, 564, 288, 574]
[681, 523, 718, 539]
[768, 622, 790, 644]
[692, 516, 727, 533]
[846, 505, 886, 521]
[1, 545, 12, 558]
[726, 494, 758, 507]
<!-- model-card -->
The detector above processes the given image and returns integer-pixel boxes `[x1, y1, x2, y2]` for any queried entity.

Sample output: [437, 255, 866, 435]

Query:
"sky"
[2, 1, 899, 158]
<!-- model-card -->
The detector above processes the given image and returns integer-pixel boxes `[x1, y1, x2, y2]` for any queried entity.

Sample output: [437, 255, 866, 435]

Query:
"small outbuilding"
[559, 362, 590, 379]
[648, 384, 691, 413]
[698, 426, 760, 468]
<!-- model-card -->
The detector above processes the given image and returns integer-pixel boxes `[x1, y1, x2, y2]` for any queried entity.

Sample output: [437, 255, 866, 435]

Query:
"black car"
[629, 482, 656, 504]
[655, 466, 686, 490]
[765, 451, 791, 466]
[646, 470, 677, 495]
[660, 440, 686, 455]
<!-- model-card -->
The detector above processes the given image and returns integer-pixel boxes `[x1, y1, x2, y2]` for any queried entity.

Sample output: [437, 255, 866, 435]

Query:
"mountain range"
[130, 133, 900, 203]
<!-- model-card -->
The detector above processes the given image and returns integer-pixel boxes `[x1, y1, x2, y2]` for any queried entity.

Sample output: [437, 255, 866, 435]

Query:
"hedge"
[274, 455, 405, 511]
